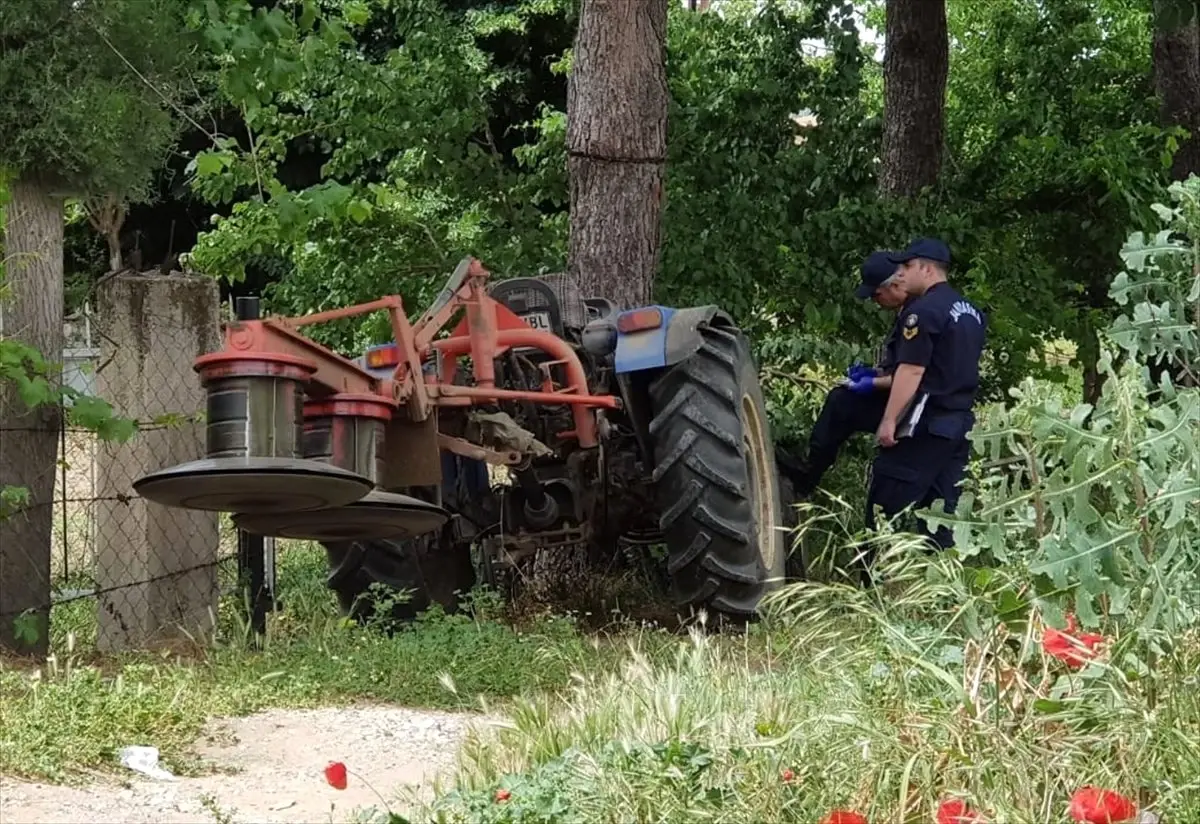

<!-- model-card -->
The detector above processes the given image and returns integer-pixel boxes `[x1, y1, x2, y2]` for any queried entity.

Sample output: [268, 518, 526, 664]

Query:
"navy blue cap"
[887, 237, 951, 266]
[854, 251, 899, 299]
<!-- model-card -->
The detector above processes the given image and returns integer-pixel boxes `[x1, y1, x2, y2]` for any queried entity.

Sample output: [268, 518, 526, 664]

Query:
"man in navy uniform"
[866, 237, 986, 551]
[777, 251, 912, 497]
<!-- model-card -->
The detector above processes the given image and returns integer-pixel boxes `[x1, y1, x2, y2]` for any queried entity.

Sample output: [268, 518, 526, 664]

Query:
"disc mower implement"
[232, 394, 449, 541]
[133, 257, 619, 547]
[133, 352, 375, 513]
[135, 257, 792, 622]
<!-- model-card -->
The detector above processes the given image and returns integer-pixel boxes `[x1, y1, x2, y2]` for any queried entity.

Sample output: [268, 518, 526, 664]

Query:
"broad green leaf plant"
[929, 176, 1200, 637]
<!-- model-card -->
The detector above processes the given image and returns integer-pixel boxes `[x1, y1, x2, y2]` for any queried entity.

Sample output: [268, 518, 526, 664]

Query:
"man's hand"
[846, 362, 876, 381]
[845, 375, 876, 395]
[877, 417, 897, 448]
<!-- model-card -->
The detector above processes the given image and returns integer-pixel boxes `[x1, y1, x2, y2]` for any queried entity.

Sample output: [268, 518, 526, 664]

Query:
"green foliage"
[0, 336, 135, 440]
[0, 331, 137, 520]
[927, 177, 1200, 634]
[0, 0, 198, 200]
[186, 0, 567, 351]
[180, 0, 1177, 400]
[418, 555, 1200, 821]
[938, 0, 1171, 379]
[1110, 176, 1200, 374]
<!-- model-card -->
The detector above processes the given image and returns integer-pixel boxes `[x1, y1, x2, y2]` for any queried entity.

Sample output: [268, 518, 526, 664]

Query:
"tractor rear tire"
[323, 529, 476, 626]
[647, 323, 786, 620]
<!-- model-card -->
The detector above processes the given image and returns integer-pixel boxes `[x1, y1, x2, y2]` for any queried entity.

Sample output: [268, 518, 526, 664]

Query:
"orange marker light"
[365, 344, 400, 368]
[617, 308, 664, 334]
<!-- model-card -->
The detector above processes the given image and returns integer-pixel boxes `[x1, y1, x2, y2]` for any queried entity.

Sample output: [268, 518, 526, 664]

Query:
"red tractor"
[135, 258, 789, 622]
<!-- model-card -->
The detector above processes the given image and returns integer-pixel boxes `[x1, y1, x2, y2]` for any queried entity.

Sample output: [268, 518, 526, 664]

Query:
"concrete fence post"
[93, 274, 221, 652]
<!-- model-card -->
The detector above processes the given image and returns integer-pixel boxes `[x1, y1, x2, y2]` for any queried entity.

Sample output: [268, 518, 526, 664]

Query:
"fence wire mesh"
[0, 286, 251, 654]
[50, 422, 242, 624]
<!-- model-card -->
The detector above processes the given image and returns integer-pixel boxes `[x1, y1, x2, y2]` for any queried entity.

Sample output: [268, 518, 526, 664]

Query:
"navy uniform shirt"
[874, 300, 914, 374]
[893, 283, 986, 415]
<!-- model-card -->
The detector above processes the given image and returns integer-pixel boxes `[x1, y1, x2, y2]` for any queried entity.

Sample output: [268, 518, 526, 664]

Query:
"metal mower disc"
[132, 456, 374, 514]
[231, 490, 450, 542]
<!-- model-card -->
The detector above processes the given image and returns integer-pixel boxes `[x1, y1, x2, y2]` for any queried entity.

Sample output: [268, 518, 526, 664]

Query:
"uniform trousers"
[865, 412, 972, 552]
[788, 386, 888, 495]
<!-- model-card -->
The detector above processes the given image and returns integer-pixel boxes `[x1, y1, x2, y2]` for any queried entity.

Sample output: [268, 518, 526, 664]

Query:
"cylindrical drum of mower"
[301, 394, 394, 486]
[193, 352, 317, 461]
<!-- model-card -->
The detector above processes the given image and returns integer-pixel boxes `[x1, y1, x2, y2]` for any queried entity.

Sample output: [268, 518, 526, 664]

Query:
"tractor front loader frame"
[133, 257, 620, 523]
[223, 257, 620, 429]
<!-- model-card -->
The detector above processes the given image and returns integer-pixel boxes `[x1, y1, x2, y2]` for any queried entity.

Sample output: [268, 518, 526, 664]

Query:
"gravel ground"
[0, 705, 495, 824]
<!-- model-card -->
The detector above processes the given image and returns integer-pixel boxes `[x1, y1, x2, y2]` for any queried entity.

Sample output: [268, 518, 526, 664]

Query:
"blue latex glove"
[846, 362, 875, 382]
[845, 374, 876, 395]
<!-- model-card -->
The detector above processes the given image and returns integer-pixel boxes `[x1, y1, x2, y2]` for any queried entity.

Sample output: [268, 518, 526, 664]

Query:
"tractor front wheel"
[647, 324, 786, 620]
[323, 529, 476, 626]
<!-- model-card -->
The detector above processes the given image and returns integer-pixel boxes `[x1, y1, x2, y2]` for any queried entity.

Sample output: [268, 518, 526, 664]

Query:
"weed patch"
[0, 544, 610, 782]
[416, 553, 1200, 823]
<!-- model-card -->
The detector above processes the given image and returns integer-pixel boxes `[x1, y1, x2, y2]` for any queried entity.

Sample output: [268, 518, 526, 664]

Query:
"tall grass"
[0, 545, 603, 782]
[419, 536, 1200, 823]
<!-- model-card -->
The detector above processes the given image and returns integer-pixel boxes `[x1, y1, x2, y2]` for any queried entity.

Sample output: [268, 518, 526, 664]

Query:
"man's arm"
[881, 364, 924, 421]
[876, 305, 937, 446]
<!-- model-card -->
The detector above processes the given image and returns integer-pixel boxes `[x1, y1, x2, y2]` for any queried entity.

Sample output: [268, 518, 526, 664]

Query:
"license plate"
[521, 311, 552, 331]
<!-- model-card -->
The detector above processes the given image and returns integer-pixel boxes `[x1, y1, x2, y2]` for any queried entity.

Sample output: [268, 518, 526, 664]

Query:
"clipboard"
[895, 391, 929, 440]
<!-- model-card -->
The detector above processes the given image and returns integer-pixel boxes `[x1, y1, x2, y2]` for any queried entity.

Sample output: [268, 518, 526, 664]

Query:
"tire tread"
[648, 324, 781, 619]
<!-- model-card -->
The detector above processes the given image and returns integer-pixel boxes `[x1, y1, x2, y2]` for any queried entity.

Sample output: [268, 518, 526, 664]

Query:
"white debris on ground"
[0, 705, 495, 824]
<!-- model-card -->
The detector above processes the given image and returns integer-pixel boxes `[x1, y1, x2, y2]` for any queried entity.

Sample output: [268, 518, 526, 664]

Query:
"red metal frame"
[209, 257, 620, 447]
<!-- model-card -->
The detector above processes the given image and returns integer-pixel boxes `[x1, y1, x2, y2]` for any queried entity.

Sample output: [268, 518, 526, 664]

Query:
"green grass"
[0, 544, 631, 783]
[411, 546, 1200, 824]
[6, 538, 1200, 823]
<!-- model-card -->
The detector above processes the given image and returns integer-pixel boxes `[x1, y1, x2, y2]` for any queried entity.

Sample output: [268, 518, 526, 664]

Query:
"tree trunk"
[567, 0, 669, 309]
[0, 176, 65, 659]
[1152, 0, 1200, 180]
[878, 0, 948, 198]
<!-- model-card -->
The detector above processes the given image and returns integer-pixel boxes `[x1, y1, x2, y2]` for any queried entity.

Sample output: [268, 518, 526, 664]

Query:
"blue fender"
[613, 305, 737, 374]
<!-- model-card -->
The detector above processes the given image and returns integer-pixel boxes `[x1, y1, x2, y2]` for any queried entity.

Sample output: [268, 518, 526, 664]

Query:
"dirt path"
[0, 705, 494, 824]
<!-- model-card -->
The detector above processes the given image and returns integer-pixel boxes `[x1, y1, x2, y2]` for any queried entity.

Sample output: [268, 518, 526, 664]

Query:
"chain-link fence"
[49, 418, 242, 637]
[0, 279, 256, 655]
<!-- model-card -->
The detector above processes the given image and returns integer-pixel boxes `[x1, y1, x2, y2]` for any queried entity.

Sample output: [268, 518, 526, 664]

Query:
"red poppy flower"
[937, 797, 986, 823]
[781, 768, 796, 783]
[820, 811, 869, 824]
[1068, 786, 1137, 823]
[324, 761, 347, 790]
[1043, 613, 1105, 669]
[494, 788, 511, 803]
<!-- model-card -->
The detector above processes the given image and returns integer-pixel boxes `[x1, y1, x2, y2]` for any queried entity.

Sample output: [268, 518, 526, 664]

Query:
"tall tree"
[567, 0, 670, 308]
[1152, 0, 1200, 180]
[0, 0, 195, 656]
[878, 0, 948, 198]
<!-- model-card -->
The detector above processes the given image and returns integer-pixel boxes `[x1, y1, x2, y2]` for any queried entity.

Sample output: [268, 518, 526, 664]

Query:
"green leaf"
[346, 198, 373, 224]
[194, 151, 232, 178]
[342, 1, 370, 27]
[1033, 699, 1064, 715]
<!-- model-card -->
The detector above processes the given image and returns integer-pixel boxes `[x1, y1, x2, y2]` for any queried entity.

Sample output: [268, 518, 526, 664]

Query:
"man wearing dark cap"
[776, 251, 912, 497]
[864, 237, 986, 553]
